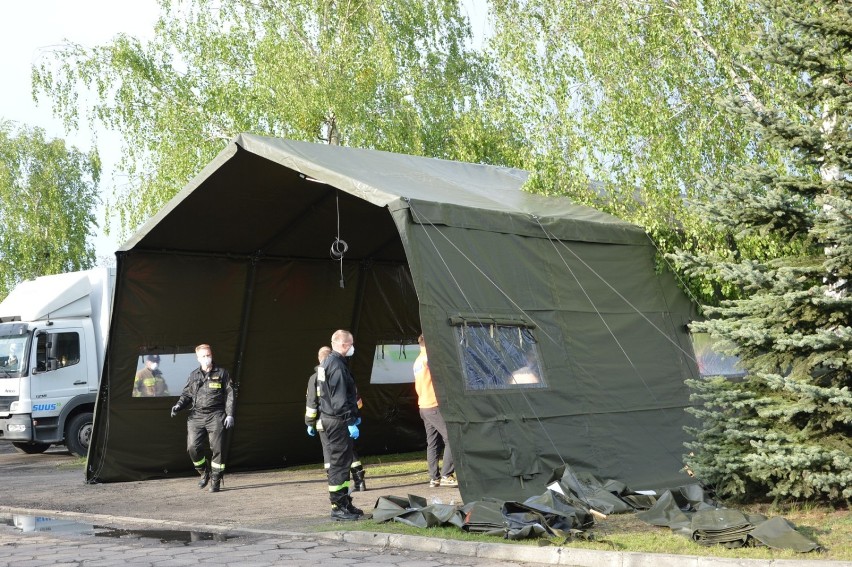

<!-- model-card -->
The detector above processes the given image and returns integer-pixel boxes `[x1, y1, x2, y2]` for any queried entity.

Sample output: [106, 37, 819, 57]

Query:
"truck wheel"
[12, 441, 51, 454]
[65, 412, 94, 457]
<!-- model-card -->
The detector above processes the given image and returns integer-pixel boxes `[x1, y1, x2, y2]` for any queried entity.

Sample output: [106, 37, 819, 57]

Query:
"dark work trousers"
[420, 406, 454, 480]
[187, 410, 226, 473]
[322, 415, 354, 504]
[321, 430, 360, 470]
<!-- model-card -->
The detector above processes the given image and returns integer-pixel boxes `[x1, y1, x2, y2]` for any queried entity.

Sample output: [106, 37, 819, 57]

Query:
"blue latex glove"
[307, 425, 316, 437]
[354, 417, 361, 426]
[223, 415, 234, 429]
[347, 424, 360, 439]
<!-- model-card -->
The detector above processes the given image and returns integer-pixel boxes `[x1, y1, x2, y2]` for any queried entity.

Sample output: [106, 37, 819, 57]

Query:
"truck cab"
[0, 269, 113, 457]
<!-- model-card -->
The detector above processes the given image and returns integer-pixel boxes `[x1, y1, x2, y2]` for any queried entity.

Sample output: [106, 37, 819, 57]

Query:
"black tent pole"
[224, 252, 260, 467]
[349, 258, 372, 337]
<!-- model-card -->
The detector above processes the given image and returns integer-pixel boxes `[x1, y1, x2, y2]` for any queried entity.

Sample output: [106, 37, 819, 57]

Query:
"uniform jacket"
[317, 351, 359, 425]
[133, 367, 169, 397]
[174, 364, 235, 416]
[305, 367, 321, 428]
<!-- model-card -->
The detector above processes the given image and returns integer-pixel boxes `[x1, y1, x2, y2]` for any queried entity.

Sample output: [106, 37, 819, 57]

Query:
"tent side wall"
[89, 252, 423, 482]
[392, 203, 699, 503]
[89, 253, 250, 481]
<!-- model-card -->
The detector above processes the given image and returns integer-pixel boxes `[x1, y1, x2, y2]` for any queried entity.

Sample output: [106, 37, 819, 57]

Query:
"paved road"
[0, 520, 545, 567]
[1, 444, 845, 567]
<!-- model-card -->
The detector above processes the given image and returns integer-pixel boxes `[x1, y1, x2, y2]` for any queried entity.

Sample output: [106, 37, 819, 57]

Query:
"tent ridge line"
[126, 248, 405, 267]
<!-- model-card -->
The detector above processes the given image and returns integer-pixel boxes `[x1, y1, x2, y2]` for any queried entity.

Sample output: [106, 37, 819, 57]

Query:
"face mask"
[149, 362, 159, 371]
[345, 345, 355, 357]
[199, 356, 212, 367]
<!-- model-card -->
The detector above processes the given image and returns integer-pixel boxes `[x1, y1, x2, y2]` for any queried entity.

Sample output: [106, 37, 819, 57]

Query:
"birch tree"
[0, 122, 100, 298]
[34, 0, 519, 236]
[488, 0, 798, 302]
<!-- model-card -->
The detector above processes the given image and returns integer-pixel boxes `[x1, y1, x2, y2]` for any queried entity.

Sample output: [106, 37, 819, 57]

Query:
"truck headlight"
[7, 424, 26, 432]
[9, 401, 19, 412]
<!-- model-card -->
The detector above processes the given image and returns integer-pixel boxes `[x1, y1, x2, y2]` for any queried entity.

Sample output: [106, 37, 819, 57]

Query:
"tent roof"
[121, 134, 646, 258]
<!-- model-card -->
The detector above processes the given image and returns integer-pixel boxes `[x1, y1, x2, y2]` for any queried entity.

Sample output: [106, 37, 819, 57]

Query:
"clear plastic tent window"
[454, 323, 547, 391]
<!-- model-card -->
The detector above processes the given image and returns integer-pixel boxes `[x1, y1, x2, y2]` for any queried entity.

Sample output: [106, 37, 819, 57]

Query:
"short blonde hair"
[318, 346, 332, 363]
[331, 330, 353, 346]
[195, 344, 212, 354]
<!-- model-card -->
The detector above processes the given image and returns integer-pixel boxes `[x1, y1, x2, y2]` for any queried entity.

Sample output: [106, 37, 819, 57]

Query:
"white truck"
[0, 268, 114, 457]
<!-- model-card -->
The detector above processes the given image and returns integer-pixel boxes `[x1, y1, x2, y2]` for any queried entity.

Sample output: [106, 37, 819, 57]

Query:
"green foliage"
[673, 0, 852, 502]
[33, 0, 521, 237]
[0, 121, 100, 299]
[488, 0, 804, 304]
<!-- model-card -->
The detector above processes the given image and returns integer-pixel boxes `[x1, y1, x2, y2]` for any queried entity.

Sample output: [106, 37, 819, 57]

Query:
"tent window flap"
[452, 319, 547, 391]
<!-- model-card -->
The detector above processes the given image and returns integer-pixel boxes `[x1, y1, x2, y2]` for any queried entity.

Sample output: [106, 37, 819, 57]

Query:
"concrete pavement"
[1, 507, 848, 567]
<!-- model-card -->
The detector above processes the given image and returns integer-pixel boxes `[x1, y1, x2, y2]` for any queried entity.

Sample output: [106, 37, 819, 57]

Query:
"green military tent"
[87, 134, 700, 503]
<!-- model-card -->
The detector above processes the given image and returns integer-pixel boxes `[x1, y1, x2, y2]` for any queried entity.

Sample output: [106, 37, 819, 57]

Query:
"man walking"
[170, 344, 235, 492]
[414, 334, 457, 488]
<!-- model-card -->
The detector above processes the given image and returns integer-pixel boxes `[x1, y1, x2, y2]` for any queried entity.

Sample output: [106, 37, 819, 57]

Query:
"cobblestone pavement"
[0, 521, 545, 567]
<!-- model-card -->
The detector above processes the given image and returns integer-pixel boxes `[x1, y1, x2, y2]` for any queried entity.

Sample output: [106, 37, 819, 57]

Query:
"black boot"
[352, 465, 367, 492]
[209, 471, 222, 493]
[344, 494, 364, 517]
[196, 464, 211, 489]
[330, 490, 359, 521]
[331, 502, 360, 521]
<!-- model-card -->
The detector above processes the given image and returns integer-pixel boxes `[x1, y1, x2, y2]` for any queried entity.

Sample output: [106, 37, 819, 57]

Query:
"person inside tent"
[133, 354, 170, 397]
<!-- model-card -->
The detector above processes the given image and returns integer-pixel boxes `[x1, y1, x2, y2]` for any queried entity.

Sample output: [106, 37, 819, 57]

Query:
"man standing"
[306, 346, 367, 492]
[170, 344, 235, 493]
[133, 354, 169, 397]
[315, 330, 363, 520]
[414, 334, 457, 488]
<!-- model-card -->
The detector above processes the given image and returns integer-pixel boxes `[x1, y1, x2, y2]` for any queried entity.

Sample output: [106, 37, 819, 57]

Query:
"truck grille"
[0, 396, 16, 412]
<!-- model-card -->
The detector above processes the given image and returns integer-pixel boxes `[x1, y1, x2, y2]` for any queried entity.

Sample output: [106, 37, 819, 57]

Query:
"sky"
[0, 0, 161, 262]
[1, 0, 489, 264]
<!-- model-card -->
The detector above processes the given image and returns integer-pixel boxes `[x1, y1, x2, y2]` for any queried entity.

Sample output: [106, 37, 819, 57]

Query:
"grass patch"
[286, 451, 427, 476]
[58, 456, 86, 469]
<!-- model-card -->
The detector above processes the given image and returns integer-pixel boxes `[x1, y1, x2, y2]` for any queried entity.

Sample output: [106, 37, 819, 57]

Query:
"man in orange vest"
[414, 334, 457, 488]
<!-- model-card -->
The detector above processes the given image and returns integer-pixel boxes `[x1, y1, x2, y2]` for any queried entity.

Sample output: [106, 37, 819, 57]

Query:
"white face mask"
[345, 345, 355, 357]
[198, 355, 212, 368]
[148, 362, 159, 371]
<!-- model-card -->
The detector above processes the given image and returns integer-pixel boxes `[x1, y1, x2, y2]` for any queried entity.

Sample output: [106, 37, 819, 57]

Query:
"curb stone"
[320, 530, 852, 567]
[2, 506, 849, 567]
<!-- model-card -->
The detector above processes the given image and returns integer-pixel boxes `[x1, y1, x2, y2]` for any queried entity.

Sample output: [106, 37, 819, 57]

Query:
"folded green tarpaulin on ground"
[750, 516, 821, 553]
[371, 465, 820, 552]
[372, 487, 595, 540]
[636, 488, 820, 552]
[547, 464, 654, 515]
[372, 494, 465, 528]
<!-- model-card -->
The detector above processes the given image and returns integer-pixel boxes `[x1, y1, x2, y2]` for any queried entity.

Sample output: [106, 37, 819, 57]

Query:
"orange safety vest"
[413, 347, 438, 409]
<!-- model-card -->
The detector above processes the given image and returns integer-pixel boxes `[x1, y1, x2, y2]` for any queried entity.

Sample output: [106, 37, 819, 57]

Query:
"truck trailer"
[0, 268, 114, 457]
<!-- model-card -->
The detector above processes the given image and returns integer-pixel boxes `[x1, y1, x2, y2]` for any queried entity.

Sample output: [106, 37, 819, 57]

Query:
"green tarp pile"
[372, 464, 821, 552]
[636, 488, 821, 552]
[372, 490, 594, 540]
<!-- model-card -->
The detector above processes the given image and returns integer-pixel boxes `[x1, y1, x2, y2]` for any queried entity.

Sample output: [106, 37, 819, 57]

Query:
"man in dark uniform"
[306, 347, 367, 492]
[170, 343, 235, 493]
[133, 354, 169, 397]
[315, 329, 362, 520]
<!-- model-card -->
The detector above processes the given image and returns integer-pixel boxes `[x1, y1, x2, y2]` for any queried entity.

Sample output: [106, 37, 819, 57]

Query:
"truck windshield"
[0, 330, 29, 377]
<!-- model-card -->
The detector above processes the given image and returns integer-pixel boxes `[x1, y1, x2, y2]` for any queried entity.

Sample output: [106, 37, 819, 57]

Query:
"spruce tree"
[670, 0, 851, 501]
